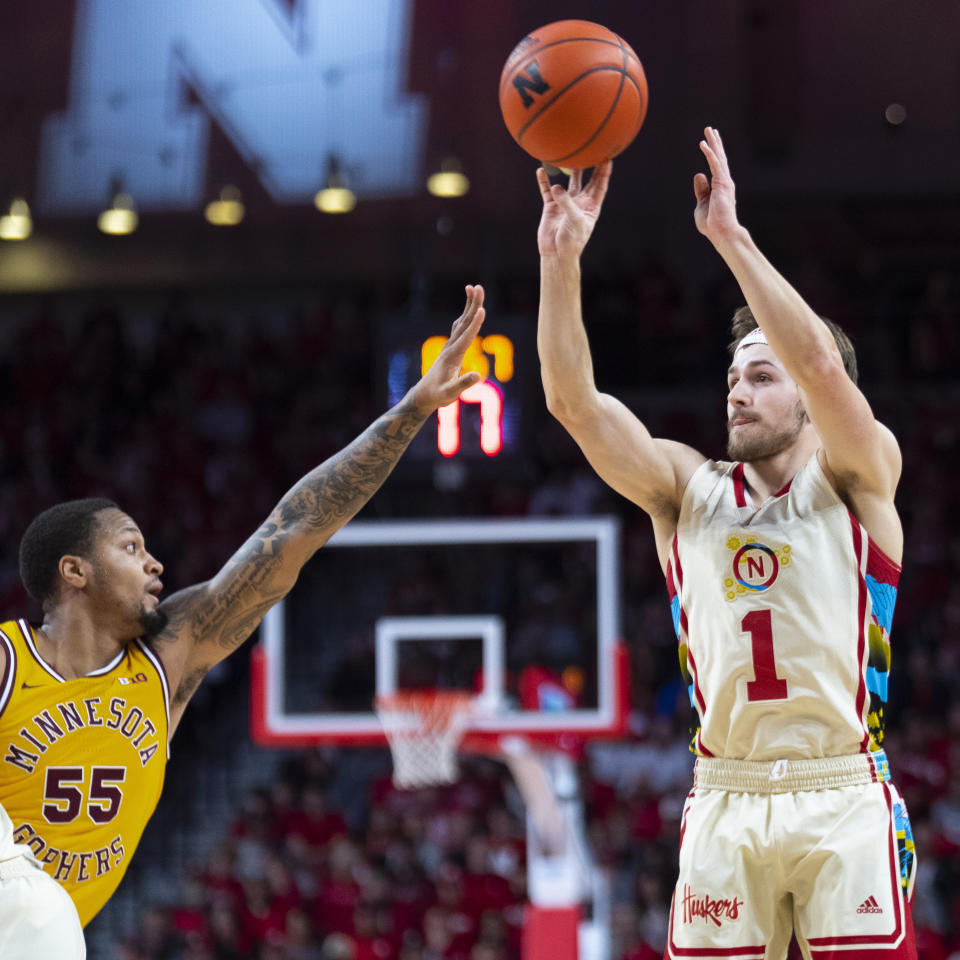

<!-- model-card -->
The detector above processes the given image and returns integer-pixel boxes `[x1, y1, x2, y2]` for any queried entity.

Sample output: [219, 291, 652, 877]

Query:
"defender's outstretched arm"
[153, 286, 487, 731]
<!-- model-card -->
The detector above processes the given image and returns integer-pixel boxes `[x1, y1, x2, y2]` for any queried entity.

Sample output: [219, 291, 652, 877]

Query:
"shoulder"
[815, 446, 903, 562]
[0, 621, 22, 716]
[145, 583, 210, 679]
[0, 620, 24, 668]
[821, 420, 902, 502]
[0, 619, 23, 640]
[818, 420, 901, 502]
[679, 457, 733, 505]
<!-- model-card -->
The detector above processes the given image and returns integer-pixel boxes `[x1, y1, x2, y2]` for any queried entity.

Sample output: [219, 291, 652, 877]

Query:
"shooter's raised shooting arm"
[537, 165, 704, 527]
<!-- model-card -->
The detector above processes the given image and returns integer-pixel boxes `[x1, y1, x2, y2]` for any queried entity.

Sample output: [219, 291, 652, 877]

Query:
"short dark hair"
[19, 498, 119, 607]
[727, 305, 858, 385]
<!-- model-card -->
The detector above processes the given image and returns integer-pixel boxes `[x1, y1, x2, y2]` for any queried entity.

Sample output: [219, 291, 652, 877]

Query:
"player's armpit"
[817, 427, 903, 563]
[155, 527, 296, 656]
[820, 422, 901, 496]
[150, 563, 289, 731]
[799, 364, 902, 501]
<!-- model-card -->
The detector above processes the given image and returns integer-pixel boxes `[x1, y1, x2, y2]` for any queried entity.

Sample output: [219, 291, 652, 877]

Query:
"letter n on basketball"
[513, 62, 550, 107]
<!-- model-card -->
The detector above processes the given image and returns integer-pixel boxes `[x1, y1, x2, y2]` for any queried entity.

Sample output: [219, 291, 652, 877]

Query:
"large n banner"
[40, 0, 427, 213]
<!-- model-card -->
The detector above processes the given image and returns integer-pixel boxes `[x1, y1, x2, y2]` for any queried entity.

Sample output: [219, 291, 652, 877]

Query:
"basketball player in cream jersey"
[0, 286, 487, 958]
[535, 129, 916, 960]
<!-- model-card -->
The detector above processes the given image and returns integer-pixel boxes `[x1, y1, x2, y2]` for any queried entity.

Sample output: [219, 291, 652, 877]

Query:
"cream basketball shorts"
[664, 752, 916, 960]
[0, 853, 86, 959]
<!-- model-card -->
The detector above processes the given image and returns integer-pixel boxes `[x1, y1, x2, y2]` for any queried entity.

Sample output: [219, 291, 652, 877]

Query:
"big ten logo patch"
[724, 536, 791, 601]
[117, 673, 149, 686]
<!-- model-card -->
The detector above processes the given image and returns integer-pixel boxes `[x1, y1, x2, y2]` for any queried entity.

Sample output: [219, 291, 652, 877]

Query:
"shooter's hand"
[537, 161, 612, 260]
[693, 126, 742, 242]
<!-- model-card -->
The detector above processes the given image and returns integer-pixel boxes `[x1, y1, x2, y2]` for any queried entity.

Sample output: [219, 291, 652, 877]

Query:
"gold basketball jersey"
[0, 618, 169, 926]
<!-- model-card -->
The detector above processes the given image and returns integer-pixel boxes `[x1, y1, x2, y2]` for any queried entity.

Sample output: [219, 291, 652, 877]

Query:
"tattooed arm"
[152, 285, 486, 734]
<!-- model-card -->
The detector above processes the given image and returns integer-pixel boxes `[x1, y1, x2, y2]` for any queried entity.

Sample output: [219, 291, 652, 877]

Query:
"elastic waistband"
[0, 854, 41, 881]
[693, 751, 891, 794]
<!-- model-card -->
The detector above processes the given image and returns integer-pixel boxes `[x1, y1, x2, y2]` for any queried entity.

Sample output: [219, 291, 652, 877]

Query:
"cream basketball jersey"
[665, 454, 899, 761]
[0, 619, 169, 926]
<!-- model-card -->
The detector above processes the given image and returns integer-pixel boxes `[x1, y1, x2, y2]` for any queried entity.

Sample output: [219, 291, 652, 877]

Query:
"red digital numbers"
[423, 335, 512, 458]
[437, 382, 503, 457]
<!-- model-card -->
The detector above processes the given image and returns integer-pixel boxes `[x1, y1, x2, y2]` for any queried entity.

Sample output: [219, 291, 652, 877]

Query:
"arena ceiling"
[0, 0, 956, 292]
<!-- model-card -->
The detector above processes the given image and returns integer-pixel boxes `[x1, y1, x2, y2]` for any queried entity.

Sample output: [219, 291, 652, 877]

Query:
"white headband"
[734, 327, 768, 355]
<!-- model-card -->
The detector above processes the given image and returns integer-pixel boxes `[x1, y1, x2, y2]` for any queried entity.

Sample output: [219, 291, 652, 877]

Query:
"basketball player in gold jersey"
[0, 285, 487, 958]
[535, 130, 916, 959]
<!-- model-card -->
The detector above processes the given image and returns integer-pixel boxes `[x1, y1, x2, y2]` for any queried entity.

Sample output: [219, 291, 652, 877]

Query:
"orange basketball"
[499, 20, 648, 169]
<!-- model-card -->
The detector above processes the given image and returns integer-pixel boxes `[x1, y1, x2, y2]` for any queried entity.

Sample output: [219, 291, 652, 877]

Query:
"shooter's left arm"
[695, 126, 901, 499]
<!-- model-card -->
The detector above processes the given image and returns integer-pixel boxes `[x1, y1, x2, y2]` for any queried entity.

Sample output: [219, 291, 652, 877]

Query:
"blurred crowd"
[104, 702, 960, 960]
[0, 255, 958, 960]
[105, 734, 696, 960]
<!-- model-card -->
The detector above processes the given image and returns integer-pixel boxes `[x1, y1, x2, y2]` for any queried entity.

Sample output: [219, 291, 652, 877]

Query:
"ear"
[58, 555, 91, 590]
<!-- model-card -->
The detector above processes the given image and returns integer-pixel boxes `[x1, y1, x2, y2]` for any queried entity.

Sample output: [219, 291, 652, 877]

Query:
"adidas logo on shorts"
[856, 896, 883, 915]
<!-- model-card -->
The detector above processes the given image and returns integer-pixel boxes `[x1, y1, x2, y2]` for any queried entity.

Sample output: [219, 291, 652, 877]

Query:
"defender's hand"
[408, 284, 486, 414]
[537, 162, 612, 260]
[693, 126, 741, 241]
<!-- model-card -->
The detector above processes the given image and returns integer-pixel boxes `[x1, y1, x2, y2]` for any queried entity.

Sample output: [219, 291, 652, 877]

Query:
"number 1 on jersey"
[742, 609, 788, 701]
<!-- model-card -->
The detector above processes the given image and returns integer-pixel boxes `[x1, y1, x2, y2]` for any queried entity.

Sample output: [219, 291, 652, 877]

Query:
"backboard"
[251, 516, 628, 750]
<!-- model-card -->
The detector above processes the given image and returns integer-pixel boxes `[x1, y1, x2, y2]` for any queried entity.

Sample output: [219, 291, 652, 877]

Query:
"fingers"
[699, 137, 720, 174]
[693, 172, 710, 202]
[467, 305, 486, 338]
[456, 371, 483, 392]
[536, 167, 554, 204]
[539, 166, 576, 203]
[549, 182, 581, 217]
[705, 125, 727, 164]
[539, 161, 610, 209]
[449, 284, 485, 341]
[460, 283, 484, 318]
[699, 126, 729, 180]
[465, 282, 484, 308]
[584, 160, 612, 203]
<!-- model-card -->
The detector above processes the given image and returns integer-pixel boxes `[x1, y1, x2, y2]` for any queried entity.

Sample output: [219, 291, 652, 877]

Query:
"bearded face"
[726, 344, 811, 463]
[139, 606, 169, 638]
[727, 396, 808, 462]
[85, 508, 167, 642]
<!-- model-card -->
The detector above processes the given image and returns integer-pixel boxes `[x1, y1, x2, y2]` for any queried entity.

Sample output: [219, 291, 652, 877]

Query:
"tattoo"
[277, 396, 427, 532]
[151, 584, 207, 646]
[151, 396, 428, 683]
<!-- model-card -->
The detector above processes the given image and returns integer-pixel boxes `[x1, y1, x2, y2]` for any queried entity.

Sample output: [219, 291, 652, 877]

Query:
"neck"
[36, 606, 129, 680]
[740, 431, 820, 504]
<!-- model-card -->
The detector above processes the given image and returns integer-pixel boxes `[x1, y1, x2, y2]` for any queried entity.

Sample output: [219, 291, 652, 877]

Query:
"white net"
[375, 691, 475, 789]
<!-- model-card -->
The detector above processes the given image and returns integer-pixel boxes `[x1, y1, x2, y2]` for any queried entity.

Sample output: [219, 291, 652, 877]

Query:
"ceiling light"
[427, 156, 470, 198]
[98, 192, 138, 235]
[314, 156, 356, 214]
[205, 185, 245, 226]
[0, 198, 32, 241]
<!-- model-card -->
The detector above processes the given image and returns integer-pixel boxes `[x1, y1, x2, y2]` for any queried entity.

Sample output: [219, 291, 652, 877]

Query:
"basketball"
[498, 20, 648, 169]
